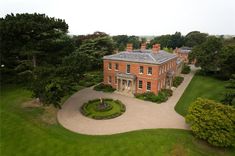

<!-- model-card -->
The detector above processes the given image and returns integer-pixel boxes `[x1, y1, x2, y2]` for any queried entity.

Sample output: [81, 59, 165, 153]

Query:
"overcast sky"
[1, 0, 235, 36]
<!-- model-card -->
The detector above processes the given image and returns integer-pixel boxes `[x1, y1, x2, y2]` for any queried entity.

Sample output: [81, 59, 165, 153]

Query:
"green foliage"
[219, 46, 235, 79]
[77, 36, 115, 69]
[93, 83, 116, 92]
[112, 35, 141, 51]
[80, 98, 126, 120]
[163, 47, 173, 53]
[191, 36, 223, 73]
[0, 13, 69, 67]
[150, 32, 184, 49]
[181, 64, 191, 74]
[222, 74, 235, 107]
[173, 76, 184, 87]
[186, 98, 235, 147]
[78, 71, 103, 87]
[135, 89, 172, 103]
[185, 31, 208, 47]
[31, 66, 77, 109]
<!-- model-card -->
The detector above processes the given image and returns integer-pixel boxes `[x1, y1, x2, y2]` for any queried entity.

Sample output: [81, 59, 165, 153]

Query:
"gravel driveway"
[57, 66, 196, 135]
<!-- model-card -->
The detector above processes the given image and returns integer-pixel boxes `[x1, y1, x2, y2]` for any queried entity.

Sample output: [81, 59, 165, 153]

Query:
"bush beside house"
[135, 89, 173, 103]
[173, 76, 184, 87]
[181, 64, 191, 74]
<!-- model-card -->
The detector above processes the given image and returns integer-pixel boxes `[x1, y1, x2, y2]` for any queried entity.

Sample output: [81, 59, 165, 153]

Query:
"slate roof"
[103, 50, 177, 65]
[178, 46, 192, 53]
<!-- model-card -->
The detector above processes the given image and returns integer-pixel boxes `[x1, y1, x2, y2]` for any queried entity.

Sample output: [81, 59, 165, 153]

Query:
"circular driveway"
[57, 67, 196, 135]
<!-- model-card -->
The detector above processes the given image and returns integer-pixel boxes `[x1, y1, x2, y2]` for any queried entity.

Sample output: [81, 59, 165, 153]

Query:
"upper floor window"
[147, 82, 151, 91]
[108, 62, 112, 70]
[115, 63, 119, 70]
[126, 64, 130, 74]
[138, 80, 143, 89]
[139, 66, 143, 74]
[147, 67, 152, 75]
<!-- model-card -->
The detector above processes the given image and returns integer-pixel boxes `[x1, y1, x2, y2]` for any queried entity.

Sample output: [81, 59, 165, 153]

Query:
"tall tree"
[0, 13, 68, 68]
[219, 45, 235, 79]
[77, 36, 115, 69]
[185, 31, 208, 47]
[191, 36, 223, 72]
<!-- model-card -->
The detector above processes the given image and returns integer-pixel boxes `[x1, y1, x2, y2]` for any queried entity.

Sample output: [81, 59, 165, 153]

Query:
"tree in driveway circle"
[186, 98, 235, 147]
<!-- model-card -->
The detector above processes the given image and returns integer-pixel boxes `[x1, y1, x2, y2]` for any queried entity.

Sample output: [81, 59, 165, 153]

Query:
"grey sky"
[1, 0, 235, 36]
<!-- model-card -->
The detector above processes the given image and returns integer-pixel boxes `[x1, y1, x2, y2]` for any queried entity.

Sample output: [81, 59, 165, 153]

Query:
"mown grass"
[1, 85, 234, 156]
[175, 74, 227, 116]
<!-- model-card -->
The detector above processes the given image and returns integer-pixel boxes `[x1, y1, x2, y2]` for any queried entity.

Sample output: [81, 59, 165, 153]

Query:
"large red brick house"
[103, 44, 177, 95]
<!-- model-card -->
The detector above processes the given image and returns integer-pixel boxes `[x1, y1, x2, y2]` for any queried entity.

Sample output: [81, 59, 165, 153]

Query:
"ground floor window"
[138, 80, 143, 89]
[147, 82, 151, 91]
[108, 76, 112, 84]
[115, 76, 117, 84]
[158, 82, 161, 91]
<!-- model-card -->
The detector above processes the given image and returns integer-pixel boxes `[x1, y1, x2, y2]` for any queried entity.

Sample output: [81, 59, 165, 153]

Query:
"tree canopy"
[185, 31, 208, 47]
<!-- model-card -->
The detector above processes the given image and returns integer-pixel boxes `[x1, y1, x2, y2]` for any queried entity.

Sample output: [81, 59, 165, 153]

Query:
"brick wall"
[103, 58, 177, 95]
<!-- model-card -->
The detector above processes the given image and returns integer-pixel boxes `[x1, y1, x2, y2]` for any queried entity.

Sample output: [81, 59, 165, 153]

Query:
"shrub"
[161, 89, 173, 97]
[173, 76, 184, 87]
[186, 98, 235, 147]
[181, 64, 191, 74]
[93, 83, 116, 92]
[135, 90, 172, 103]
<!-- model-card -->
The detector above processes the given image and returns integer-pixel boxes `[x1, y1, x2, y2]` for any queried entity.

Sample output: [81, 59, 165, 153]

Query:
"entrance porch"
[116, 73, 136, 95]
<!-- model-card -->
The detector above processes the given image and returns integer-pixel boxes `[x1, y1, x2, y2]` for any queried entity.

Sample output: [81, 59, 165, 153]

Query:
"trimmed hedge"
[93, 83, 116, 92]
[181, 64, 191, 74]
[135, 89, 173, 103]
[173, 76, 184, 87]
[186, 98, 235, 147]
[80, 99, 126, 120]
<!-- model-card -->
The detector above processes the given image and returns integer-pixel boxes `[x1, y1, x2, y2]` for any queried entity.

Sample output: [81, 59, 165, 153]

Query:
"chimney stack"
[141, 43, 146, 51]
[126, 43, 133, 52]
[152, 44, 161, 53]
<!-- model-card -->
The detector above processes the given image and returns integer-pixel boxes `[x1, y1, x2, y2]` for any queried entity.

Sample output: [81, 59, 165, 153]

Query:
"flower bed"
[80, 99, 125, 120]
[135, 89, 173, 103]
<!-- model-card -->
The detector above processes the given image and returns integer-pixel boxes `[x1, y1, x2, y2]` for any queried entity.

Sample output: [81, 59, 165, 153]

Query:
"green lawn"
[1, 85, 234, 156]
[175, 74, 227, 116]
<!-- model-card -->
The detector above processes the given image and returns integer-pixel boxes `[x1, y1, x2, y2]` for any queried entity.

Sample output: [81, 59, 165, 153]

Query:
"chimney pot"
[152, 44, 161, 53]
[141, 43, 146, 51]
[126, 43, 133, 52]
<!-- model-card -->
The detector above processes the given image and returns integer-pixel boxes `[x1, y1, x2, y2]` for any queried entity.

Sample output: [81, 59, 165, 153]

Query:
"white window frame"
[126, 64, 130, 74]
[108, 62, 112, 70]
[139, 66, 144, 74]
[108, 76, 112, 84]
[146, 82, 151, 91]
[138, 80, 143, 89]
[147, 67, 152, 75]
[115, 63, 119, 71]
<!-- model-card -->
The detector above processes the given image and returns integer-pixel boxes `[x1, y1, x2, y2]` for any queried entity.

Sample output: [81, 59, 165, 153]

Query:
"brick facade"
[103, 58, 177, 95]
